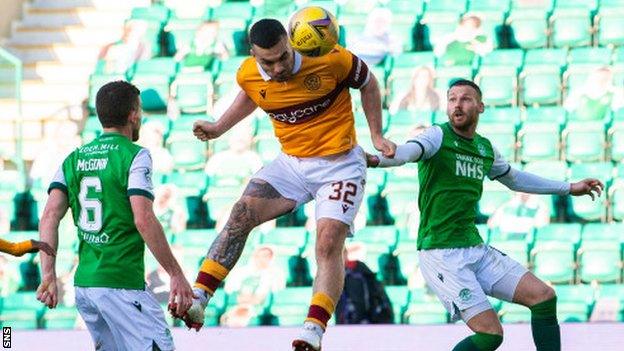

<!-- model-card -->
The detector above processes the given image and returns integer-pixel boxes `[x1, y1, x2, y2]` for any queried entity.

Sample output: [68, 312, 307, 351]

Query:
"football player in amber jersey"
[180, 19, 395, 350]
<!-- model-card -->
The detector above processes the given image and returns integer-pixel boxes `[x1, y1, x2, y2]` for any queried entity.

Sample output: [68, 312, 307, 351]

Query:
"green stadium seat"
[578, 241, 621, 283]
[172, 72, 213, 114]
[174, 229, 217, 248]
[131, 5, 170, 24]
[426, 0, 467, 12]
[597, 7, 624, 47]
[555, 284, 594, 322]
[0, 292, 42, 329]
[386, 285, 410, 323]
[477, 122, 516, 161]
[395, 251, 419, 280]
[205, 185, 241, 223]
[523, 161, 568, 216]
[387, 0, 424, 20]
[479, 181, 514, 218]
[41, 306, 78, 329]
[479, 107, 521, 125]
[507, 10, 548, 49]
[255, 135, 281, 163]
[390, 52, 436, 72]
[556, 0, 597, 10]
[532, 241, 576, 283]
[480, 49, 524, 70]
[131, 57, 178, 79]
[609, 122, 624, 161]
[568, 162, 611, 221]
[475, 66, 518, 107]
[163, 18, 202, 55]
[353, 226, 399, 254]
[525, 49, 569, 69]
[167, 138, 208, 169]
[468, 0, 510, 12]
[132, 75, 172, 111]
[420, 12, 461, 51]
[511, 0, 553, 10]
[260, 227, 308, 256]
[563, 121, 605, 162]
[610, 179, 624, 221]
[550, 9, 593, 48]
[434, 65, 474, 91]
[269, 287, 313, 326]
[490, 240, 529, 267]
[167, 115, 199, 140]
[518, 122, 560, 162]
[520, 65, 562, 106]
[532, 224, 581, 283]
[387, 110, 432, 131]
[568, 47, 613, 66]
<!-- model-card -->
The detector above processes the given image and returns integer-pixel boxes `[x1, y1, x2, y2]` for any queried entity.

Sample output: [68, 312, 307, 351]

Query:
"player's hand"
[365, 152, 380, 168]
[29, 240, 56, 257]
[372, 135, 396, 158]
[167, 273, 194, 318]
[570, 178, 604, 200]
[192, 120, 223, 142]
[36, 275, 58, 309]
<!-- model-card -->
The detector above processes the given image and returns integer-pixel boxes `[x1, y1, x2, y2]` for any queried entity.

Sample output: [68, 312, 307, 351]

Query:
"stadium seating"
[5, 0, 624, 331]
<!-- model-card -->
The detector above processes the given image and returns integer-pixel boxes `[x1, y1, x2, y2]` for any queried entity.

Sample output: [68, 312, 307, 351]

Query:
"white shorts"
[418, 244, 528, 322]
[253, 145, 367, 234]
[75, 287, 174, 351]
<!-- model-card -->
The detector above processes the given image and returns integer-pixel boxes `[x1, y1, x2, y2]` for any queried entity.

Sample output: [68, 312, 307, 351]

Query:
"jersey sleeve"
[487, 146, 512, 180]
[407, 125, 443, 161]
[48, 165, 68, 195]
[330, 46, 370, 89]
[127, 148, 154, 200]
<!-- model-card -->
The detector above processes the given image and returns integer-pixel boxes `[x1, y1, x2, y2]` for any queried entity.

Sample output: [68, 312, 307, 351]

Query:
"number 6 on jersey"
[78, 176, 103, 232]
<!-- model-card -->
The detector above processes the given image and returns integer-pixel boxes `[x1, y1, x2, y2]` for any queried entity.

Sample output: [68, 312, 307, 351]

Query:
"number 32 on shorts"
[328, 181, 358, 205]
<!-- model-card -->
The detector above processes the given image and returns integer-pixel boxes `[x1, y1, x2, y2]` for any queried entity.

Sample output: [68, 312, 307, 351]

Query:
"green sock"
[452, 332, 503, 351]
[530, 297, 561, 351]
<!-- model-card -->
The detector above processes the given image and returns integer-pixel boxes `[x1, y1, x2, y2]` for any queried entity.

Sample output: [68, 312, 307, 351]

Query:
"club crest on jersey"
[477, 143, 487, 156]
[304, 74, 321, 91]
[259, 89, 267, 99]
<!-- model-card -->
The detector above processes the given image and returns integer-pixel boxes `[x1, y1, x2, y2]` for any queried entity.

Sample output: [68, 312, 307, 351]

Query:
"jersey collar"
[256, 51, 302, 81]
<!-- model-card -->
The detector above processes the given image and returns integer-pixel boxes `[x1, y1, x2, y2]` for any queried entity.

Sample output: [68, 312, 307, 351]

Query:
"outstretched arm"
[37, 189, 69, 308]
[497, 168, 604, 199]
[367, 125, 443, 168]
[193, 89, 258, 141]
[360, 74, 396, 157]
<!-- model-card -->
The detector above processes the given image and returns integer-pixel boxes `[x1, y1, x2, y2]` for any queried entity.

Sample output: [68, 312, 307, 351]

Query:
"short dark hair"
[95, 80, 140, 128]
[249, 19, 287, 49]
[448, 78, 482, 99]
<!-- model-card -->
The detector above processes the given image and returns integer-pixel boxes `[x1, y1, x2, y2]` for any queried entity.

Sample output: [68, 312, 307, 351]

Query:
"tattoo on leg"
[243, 180, 282, 199]
[207, 201, 258, 269]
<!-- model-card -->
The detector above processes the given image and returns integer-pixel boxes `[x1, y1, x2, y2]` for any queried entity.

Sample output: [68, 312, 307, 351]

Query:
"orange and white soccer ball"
[288, 6, 339, 57]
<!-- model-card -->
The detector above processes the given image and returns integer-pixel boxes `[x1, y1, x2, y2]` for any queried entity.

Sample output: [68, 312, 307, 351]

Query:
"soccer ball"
[288, 6, 339, 57]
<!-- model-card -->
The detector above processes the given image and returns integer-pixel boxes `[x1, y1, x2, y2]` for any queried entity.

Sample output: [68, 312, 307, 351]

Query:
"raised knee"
[229, 198, 260, 230]
[543, 286, 556, 301]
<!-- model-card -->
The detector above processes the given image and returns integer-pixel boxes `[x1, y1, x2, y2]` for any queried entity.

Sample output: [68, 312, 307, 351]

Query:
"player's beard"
[450, 110, 477, 132]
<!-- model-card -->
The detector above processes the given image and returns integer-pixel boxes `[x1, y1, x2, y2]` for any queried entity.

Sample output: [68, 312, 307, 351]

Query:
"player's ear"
[478, 100, 485, 113]
[249, 48, 255, 57]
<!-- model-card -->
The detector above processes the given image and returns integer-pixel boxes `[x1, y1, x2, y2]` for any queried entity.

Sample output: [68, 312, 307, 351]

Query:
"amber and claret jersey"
[236, 45, 370, 157]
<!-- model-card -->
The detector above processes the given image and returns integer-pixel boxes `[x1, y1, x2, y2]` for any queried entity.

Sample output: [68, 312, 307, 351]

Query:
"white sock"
[193, 287, 211, 304]
[303, 321, 324, 338]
